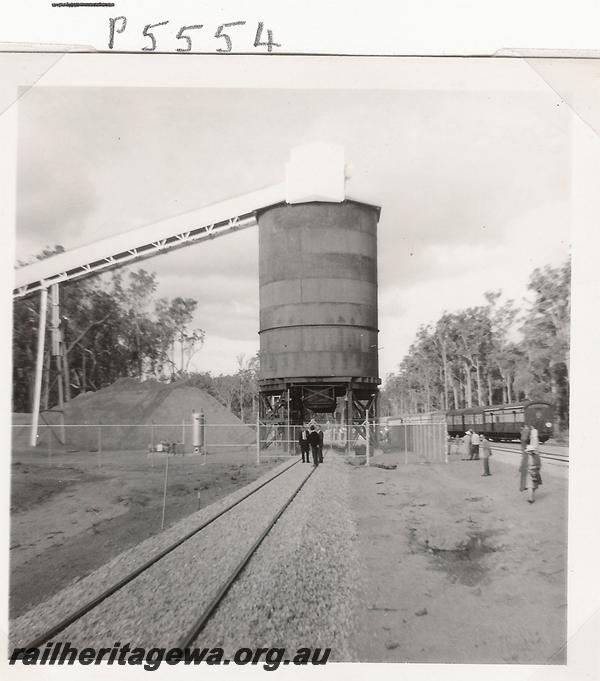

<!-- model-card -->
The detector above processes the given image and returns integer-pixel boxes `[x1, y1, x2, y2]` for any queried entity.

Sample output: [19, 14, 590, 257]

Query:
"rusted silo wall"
[257, 201, 380, 383]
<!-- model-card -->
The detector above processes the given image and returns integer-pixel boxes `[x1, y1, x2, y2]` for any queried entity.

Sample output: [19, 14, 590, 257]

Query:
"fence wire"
[12, 414, 451, 466]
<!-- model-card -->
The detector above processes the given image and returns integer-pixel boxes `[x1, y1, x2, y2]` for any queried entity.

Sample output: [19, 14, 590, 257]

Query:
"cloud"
[189, 335, 258, 375]
[149, 228, 259, 281]
[15, 84, 571, 378]
[17, 155, 97, 256]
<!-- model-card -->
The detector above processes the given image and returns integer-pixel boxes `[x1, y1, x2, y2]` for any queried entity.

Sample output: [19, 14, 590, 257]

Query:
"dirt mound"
[13, 379, 255, 452]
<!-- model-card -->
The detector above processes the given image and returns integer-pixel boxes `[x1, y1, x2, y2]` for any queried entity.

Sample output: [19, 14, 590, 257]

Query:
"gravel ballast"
[10, 457, 297, 649]
[38, 461, 311, 648]
[199, 453, 361, 661]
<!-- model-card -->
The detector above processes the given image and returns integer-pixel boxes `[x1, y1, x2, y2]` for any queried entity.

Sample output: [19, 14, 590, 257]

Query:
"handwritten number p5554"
[107, 18, 280, 53]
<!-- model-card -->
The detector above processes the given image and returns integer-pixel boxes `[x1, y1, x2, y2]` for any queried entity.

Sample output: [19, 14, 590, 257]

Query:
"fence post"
[286, 388, 291, 456]
[440, 422, 450, 463]
[47, 426, 52, 464]
[97, 424, 102, 468]
[256, 413, 261, 464]
[245, 439, 249, 482]
[192, 410, 200, 454]
[160, 451, 170, 530]
[404, 424, 408, 465]
[182, 418, 185, 450]
[415, 424, 418, 460]
[365, 409, 370, 467]
[151, 420, 155, 452]
[200, 410, 206, 465]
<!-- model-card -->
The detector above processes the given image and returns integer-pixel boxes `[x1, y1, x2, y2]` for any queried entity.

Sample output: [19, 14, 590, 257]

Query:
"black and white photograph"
[3, 53, 599, 675]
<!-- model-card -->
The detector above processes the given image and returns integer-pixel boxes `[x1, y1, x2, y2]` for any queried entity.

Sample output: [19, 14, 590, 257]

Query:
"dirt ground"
[9, 446, 280, 619]
[348, 448, 568, 664]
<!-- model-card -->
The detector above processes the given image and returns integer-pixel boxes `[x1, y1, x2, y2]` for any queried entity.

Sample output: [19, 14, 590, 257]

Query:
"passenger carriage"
[446, 401, 554, 443]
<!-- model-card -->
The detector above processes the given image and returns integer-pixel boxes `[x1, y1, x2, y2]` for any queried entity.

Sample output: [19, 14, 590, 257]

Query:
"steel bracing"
[12, 182, 290, 299]
[14, 214, 258, 299]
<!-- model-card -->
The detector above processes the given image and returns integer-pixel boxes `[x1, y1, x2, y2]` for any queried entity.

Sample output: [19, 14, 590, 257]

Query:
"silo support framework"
[258, 384, 379, 453]
[345, 389, 379, 454]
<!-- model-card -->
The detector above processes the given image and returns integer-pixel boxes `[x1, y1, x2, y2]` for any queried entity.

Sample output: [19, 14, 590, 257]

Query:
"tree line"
[13, 247, 261, 422]
[381, 259, 570, 429]
[13, 249, 204, 414]
[179, 355, 260, 424]
[14, 248, 570, 429]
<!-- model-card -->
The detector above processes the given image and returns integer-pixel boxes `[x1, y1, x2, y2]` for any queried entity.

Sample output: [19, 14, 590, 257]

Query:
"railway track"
[13, 458, 317, 652]
[177, 462, 316, 649]
[490, 444, 569, 465]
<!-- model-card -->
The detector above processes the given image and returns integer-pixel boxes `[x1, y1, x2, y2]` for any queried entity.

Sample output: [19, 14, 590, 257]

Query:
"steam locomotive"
[446, 401, 554, 443]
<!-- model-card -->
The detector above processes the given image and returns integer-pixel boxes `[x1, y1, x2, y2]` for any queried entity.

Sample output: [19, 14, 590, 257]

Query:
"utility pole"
[50, 283, 66, 443]
[29, 288, 48, 447]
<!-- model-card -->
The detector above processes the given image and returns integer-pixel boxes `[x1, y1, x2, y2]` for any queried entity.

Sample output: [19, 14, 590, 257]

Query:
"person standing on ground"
[462, 431, 472, 460]
[526, 445, 542, 503]
[316, 424, 324, 463]
[298, 424, 310, 463]
[471, 430, 480, 460]
[480, 434, 492, 476]
[308, 425, 321, 466]
[519, 423, 532, 491]
[525, 424, 542, 502]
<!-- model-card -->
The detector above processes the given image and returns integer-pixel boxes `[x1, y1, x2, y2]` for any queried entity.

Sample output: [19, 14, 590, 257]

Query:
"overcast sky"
[15, 62, 572, 380]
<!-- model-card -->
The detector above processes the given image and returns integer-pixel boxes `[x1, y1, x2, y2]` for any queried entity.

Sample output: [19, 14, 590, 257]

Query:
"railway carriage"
[446, 401, 554, 442]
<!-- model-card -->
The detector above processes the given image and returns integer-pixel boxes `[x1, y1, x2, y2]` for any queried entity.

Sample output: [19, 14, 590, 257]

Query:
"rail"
[490, 444, 569, 465]
[178, 463, 317, 647]
[17, 458, 302, 651]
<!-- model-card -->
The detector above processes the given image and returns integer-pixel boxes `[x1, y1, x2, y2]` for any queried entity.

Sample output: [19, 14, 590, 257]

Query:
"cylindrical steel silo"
[257, 200, 380, 385]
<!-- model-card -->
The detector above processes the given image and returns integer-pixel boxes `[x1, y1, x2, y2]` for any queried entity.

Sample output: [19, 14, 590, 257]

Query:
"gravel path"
[348, 453, 568, 663]
[52, 461, 311, 648]
[200, 453, 361, 661]
[10, 457, 297, 649]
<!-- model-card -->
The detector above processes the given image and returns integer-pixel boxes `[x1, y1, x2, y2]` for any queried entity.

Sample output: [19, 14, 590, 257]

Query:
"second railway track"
[490, 444, 569, 465]
[12, 457, 317, 651]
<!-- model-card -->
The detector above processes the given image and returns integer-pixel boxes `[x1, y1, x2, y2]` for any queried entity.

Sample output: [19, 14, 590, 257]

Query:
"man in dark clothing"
[308, 425, 321, 465]
[298, 425, 310, 463]
[316, 425, 324, 463]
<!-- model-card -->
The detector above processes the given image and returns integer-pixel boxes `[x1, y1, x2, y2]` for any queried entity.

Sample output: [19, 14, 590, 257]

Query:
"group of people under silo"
[461, 424, 542, 503]
[297, 423, 324, 465]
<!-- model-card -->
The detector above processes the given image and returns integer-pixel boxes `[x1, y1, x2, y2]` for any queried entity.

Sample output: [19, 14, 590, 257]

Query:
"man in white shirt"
[529, 426, 539, 450]
[471, 431, 480, 460]
[462, 431, 472, 460]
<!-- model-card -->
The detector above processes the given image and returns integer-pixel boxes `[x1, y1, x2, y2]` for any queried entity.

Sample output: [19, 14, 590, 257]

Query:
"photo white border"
[1, 53, 598, 681]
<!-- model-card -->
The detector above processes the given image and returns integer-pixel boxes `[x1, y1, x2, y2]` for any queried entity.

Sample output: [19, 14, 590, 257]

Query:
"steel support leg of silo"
[346, 385, 353, 455]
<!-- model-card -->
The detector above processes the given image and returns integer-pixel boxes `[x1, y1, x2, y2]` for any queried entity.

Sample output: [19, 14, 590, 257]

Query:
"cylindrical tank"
[258, 201, 379, 382]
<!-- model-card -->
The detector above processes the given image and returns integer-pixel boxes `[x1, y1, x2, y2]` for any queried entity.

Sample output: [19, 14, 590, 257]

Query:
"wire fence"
[12, 415, 451, 467]
[257, 418, 450, 465]
[380, 421, 449, 464]
[9, 414, 452, 596]
[9, 423, 295, 581]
